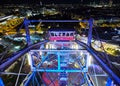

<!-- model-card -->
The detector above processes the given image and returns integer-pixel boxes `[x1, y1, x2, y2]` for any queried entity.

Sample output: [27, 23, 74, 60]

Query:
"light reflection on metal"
[88, 55, 92, 66]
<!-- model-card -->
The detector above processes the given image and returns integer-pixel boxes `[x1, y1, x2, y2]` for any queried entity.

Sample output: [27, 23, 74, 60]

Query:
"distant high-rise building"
[40, 1, 42, 6]
[99, 0, 104, 5]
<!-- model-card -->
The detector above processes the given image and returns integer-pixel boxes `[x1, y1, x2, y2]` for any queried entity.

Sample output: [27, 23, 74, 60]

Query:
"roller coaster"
[0, 18, 120, 86]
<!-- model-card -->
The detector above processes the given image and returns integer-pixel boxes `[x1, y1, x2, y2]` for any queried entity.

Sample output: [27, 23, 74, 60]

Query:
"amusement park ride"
[0, 18, 120, 86]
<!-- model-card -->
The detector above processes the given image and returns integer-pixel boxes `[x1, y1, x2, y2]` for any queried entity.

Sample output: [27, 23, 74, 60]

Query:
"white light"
[46, 43, 49, 49]
[39, 51, 42, 55]
[80, 52, 83, 56]
[74, 44, 79, 49]
[88, 55, 92, 66]
[51, 44, 55, 49]
[50, 44, 52, 49]
[14, 46, 20, 49]
[27, 53, 32, 66]
[71, 45, 73, 49]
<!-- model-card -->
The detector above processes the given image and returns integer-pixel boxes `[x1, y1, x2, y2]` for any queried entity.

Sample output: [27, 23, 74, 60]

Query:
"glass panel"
[70, 33, 73, 36]
[63, 33, 65, 36]
[51, 33, 54, 36]
[66, 33, 69, 36]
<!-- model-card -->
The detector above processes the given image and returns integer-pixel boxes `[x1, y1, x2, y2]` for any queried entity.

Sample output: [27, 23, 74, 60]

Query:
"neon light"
[33, 69, 88, 72]
[106, 77, 112, 86]
[50, 36, 74, 41]
[0, 77, 4, 86]
[46, 43, 49, 49]
[58, 53, 60, 70]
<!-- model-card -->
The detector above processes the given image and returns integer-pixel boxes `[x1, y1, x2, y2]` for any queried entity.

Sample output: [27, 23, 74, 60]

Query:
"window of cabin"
[66, 33, 69, 36]
[63, 33, 65, 36]
[59, 33, 62, 36]
[70, 33, 73, 36]
[55, 33, 58, 36]
[51, 33, 54, 36]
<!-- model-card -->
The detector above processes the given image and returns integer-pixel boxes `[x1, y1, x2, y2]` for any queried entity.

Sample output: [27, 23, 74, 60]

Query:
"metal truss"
[28, 50, 89, 73]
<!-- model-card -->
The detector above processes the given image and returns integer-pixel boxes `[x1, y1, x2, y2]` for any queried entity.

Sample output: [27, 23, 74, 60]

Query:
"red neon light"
[50, 36, 74, 41]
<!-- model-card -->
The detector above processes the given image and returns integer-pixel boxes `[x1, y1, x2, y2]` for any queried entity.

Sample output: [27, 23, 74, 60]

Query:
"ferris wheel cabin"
[48, 28, 75, 41]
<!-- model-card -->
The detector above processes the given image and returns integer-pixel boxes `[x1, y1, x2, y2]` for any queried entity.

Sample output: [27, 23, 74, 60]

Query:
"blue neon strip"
[24, 72, 35, 86]
[0, 77, 4, 86]
[32, 69, 87, 72]
[31, 50, 87, 52]
[106, 77, 112, 86]
[58, 53, 60, 70]
[37, 54, 49, 68]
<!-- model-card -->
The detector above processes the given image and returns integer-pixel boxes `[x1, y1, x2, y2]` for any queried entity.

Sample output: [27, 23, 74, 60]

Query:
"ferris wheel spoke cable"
[37, 71, 46, 86]
[34, 75, 40, 86]
[15, 56, 26, 86]
[92, 65, 99, 86]
[71, 72, 83, 84]
[76, 58, 83, 70]
[37, 54, 49, 68]
[44, 68, 56, 86]
[39, 65, 56, 86]
[86, 72, 95, 86]
[0, 72, 28, 76]
[49, 74, 58, 86]
[93, 28, 112, 67]
[0, 45, 11, 62]
[17, 20, 25, 32]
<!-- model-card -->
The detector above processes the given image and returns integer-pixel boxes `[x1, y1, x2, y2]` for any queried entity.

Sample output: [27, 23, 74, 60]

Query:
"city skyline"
[0, 0, 120, 4]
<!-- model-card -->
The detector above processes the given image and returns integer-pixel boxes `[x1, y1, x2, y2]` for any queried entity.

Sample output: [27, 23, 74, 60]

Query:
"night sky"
[0, 0, 120, 4]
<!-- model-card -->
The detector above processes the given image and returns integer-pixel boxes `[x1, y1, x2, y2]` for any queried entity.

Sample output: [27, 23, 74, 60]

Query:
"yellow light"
[75, 44, 79, 49]
[74, 62, 80, 68]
